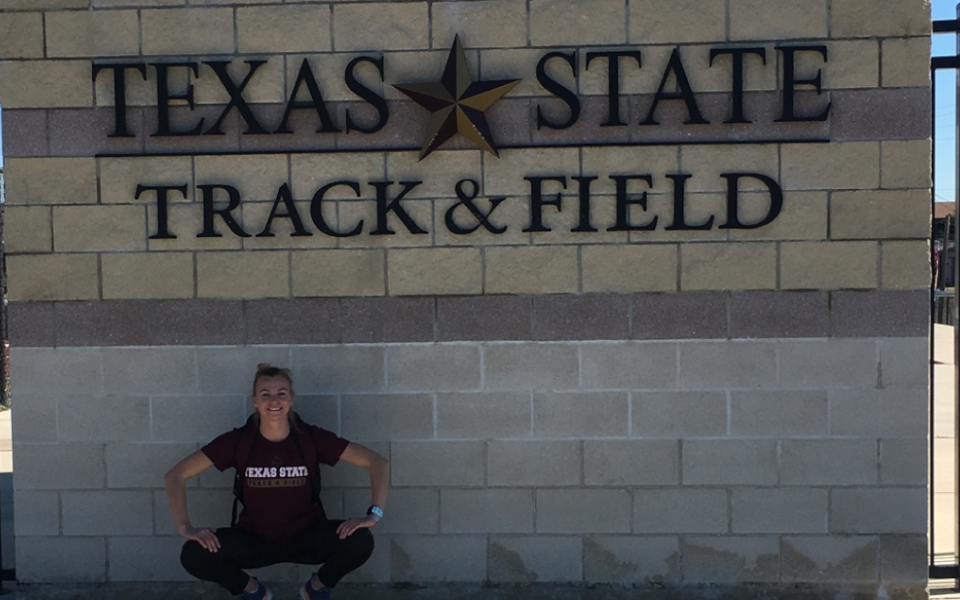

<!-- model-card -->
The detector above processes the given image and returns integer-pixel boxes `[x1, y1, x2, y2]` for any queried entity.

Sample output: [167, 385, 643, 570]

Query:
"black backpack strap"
[231, 415, 258, 527]
[290, 412, 322, 505]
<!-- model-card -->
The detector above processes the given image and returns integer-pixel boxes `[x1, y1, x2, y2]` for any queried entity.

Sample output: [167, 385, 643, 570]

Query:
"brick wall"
[0, 0, 932, 597]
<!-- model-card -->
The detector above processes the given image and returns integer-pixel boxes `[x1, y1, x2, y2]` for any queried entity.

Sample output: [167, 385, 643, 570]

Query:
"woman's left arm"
[335, 442, 390, 539]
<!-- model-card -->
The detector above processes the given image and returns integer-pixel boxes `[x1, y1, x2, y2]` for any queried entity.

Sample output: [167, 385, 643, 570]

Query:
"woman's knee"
[180, 540, 211, 573]
[349, 528, 375, 561]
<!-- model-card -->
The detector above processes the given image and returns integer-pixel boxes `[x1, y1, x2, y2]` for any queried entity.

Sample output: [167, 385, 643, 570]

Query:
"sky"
[934, 0, 959, 204]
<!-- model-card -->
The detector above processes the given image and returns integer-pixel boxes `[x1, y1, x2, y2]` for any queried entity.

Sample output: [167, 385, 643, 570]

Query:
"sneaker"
[239, 577, 272, 600]
[300, 577, 331, 600]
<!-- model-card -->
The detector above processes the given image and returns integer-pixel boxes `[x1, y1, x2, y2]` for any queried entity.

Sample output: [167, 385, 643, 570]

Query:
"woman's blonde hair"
[252, 363, 294, 395]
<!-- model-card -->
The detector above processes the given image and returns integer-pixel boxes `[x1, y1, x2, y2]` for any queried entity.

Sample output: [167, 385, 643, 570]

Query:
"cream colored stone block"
[831, 190, 929, 240]
[141, 8, 234, 56]
[0, 0, 85, 7]
[53, 206, 147, 252]
[673, 46, 767, 94]
[781, 142, 880, 191]
[195, 155, 289, 202]
[197, 251, 290, 299]
[5, 158, 97, 205]
[147, 204, 243, 252]
[480, 48, 560, 98]
[0, 12, 43, 59]
[241, 200, 337, 249]
[583, 146, 680, 176]
[333, 3, 429, 51]
[193, 58, 287, 106]
[388, 248, 482, 295]
[699, 46, 779, 94]
[823, 41, 879, 90]
[530, 0, 626, 46]
[95, 57, 285, 107]
[238, 6, 331, 54]
[680, 144, 779, 193]
[386, 151, 483, 200]
[485, 246, 579, 294]
[291, 153, 387, 193]
[681, 243, 777, 291]
[291, 249, 385, 297]
[100, 157, 194, 205]
[577, 45, 777, 98]
[882, 240, 930, 291]
[832, 0, 930, 38]
[46, 10, 139, 58]
[433, 2, 527, 49]
[780, 241, 878, 290]
[6, 254, 99, 301]
[519, 178, 638, 245]
[433, 196, 531, 247]
[484, 148, 580, 198]
[0, 60, 92, 108]
[582, 244, 678, 293]
[730, 0, 828, 40]
[94, 60, 167, 108]
[4, 206, 51, 254]
[728, 191, 828, 242]
[336, 199, 433, 249]
[881, 140, 931, 190]
[530, 194, 629, 246]
[102, 253, 194, 300]
[630, 193, 728, 244]
[629, 0, 725, 44]
[282, 53, 371, 104]
[882, 37, 931, 88]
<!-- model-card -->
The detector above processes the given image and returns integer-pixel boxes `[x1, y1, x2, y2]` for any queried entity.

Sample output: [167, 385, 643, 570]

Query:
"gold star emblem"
[393, 35, 521, 161]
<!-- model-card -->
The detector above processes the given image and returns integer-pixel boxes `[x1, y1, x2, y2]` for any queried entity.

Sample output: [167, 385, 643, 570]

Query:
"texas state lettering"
[245, 466, 309, 488]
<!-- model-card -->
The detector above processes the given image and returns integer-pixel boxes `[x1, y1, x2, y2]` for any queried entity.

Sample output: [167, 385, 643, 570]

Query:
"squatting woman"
[164, 363, 390, 600]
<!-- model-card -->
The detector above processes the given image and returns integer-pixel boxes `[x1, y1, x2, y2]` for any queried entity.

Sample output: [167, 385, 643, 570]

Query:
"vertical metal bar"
[932, 68, 939, 574]
[954, 5, 960, 589]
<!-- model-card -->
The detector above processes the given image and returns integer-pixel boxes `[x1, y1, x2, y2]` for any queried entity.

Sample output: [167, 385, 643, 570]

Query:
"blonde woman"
[165, 364, 389, 600]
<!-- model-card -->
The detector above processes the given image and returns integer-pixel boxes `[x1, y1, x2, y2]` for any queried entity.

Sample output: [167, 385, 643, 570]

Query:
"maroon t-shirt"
[202, 423, 349, 541]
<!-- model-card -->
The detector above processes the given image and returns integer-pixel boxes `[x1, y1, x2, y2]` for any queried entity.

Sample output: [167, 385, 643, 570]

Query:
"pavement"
[933, 324, 960, 598]
[0, 410, 11, 574]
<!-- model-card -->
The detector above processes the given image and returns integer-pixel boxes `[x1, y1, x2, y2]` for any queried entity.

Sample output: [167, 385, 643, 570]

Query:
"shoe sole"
[300, 583, 329, 600]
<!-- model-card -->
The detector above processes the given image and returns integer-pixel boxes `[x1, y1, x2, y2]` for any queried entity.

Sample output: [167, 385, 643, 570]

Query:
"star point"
[393, 35, 521, 161]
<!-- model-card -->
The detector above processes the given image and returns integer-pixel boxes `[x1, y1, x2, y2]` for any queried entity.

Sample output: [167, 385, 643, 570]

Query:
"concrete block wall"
[0, 0, 931, 598]
[7, 335, 930, 587]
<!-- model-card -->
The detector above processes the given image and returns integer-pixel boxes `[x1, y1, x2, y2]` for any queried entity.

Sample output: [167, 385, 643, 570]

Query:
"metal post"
[932, 60, 939, 576]
[0, 169, 9, 595]
[954, 4, 960, 590]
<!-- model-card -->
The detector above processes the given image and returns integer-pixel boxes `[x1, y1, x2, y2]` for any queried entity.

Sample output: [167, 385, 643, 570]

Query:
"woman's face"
[252, 375, 294, 423]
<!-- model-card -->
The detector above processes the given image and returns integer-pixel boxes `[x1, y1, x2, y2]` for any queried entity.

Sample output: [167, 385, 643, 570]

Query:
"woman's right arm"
[164, 450, 221, 552]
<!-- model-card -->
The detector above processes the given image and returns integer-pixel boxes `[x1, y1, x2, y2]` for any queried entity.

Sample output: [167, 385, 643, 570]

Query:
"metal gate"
[931, 15, 960, 589]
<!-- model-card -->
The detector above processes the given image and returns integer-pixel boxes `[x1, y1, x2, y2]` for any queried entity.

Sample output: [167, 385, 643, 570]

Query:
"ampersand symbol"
[444, 179, 508, 235]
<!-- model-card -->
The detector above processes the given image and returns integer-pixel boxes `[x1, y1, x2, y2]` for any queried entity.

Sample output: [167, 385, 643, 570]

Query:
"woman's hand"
[180, 526, 221, 552]
[336, 516, 379, 539]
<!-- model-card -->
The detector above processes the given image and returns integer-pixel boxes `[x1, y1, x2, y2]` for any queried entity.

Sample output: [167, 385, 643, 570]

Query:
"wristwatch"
[367, 505, 384, 522]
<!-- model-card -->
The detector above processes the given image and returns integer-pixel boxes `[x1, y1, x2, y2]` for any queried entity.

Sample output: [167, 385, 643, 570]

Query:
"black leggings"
[180, 520, 374, 595]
